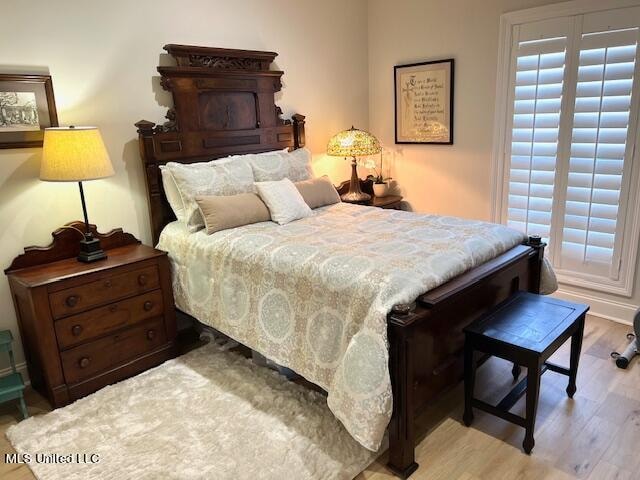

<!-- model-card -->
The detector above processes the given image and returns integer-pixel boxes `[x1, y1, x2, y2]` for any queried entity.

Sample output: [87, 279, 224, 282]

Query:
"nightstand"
[4, 222, 177, 408]
[369, 195, 403, 209]
[336, 179, 403, 210]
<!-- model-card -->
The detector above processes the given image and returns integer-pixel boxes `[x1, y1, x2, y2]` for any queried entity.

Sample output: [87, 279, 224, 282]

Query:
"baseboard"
[554, 288, 638, 326]
[0, 362, 30, 385]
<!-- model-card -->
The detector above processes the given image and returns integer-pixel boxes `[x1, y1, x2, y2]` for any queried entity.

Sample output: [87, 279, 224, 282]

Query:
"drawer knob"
[65, 295, 79, 308]
[79, 357, 90, 368]
[109, 304, 118, 313]
[146, 329, 156, 340]
[71, 325, 83, 336]
[104, 280, 112, 288]
[138, 274, 148, 286]
[143, 301, 153, 311]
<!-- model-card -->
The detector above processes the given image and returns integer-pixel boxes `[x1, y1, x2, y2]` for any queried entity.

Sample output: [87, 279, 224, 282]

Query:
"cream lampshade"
[40, 126, 115, 262]
[40, 127, 114, 181]
[327, 126, 381, 202]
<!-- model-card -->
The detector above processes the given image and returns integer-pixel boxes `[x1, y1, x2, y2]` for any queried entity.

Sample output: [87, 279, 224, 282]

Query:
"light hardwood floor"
[1, 315, 638, 480]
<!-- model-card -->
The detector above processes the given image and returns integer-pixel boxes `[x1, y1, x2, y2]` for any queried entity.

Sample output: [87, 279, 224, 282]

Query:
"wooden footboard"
[386, 237, 545, 478]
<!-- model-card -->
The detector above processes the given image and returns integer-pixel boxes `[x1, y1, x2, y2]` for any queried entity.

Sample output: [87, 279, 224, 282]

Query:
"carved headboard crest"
[165, 44, 277, 71]
[135, 44, 306, 244]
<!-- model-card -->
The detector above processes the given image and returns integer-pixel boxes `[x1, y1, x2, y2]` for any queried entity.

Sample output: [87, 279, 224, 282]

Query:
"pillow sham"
[227, 148, 289, 161]
[160, 166, 186, 222]
[256, 148, 290, 156]
[159, 154, 245, 222]
[286, 148, 314, 182]
[196, 193, 270, 235]
[248, 147, 313, 182]
[294, 175, 341, 209]
[166, 158, 254, 232]
[254, 178, 313, 225]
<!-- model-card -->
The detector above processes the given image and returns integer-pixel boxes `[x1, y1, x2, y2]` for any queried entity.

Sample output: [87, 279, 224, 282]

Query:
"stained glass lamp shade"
[327, 126, 381, 202]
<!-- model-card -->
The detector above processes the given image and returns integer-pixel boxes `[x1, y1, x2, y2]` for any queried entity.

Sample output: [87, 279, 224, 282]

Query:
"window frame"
[491, 0, 640, 297]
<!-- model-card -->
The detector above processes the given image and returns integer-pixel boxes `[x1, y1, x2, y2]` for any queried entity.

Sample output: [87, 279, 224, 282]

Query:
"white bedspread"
[157, 203, 527, 450]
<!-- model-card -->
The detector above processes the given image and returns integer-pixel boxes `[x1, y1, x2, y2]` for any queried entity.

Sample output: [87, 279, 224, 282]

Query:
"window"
[508, 36, 567, 241]
[495, 4, 640, 296]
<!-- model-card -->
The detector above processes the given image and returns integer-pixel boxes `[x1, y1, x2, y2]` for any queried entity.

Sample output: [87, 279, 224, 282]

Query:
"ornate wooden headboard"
[135, 44, 306, 244]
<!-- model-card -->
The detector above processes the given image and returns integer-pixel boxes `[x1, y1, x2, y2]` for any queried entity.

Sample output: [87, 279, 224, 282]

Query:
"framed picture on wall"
[0, 74, 58, 149]
[394, 58, 454, 144]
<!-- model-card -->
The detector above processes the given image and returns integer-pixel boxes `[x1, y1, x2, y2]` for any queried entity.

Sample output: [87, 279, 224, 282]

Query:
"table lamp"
[327, 126, 381, 202]
[40, 126, 115, 263]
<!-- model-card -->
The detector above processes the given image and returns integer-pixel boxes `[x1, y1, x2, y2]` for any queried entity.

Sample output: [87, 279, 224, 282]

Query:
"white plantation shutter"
[501, 6, 640, 293]
[507, 37, 567, 240]
[560, 28, 638, 278]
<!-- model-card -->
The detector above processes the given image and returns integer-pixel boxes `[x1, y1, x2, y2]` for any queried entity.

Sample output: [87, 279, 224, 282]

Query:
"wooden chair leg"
[463, 341, 475, 426]
[523, 363, 541, 454]
[567, 316, 585, 398]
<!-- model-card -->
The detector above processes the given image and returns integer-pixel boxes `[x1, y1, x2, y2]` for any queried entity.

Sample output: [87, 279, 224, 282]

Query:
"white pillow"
[160, 166, 186, 222]
[166, 158, 254, 232]
[248, 147, 313, 182]
[254, 178, 313, 225]
[255, 148, 290, 156]
[159, 155, 242, 222]
[286, 148, 314, 182]
[227, 148, 289, 163]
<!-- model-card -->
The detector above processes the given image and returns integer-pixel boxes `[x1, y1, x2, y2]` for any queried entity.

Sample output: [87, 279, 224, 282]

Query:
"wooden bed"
[135, 44, 545, 479]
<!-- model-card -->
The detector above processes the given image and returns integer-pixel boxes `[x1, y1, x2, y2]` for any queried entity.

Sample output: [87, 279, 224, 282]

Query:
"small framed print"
[0, 74, 58, 149]
[394, 58, 454, 144]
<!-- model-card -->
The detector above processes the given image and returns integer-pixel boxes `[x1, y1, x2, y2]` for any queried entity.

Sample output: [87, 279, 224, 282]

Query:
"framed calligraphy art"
[394, 59, 454, 144]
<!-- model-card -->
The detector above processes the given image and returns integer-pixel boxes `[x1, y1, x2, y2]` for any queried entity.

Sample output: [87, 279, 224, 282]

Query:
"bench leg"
[567, 315, 585, 398]
[512, 363, 522, 381]
[523, 363, 541, 454]
[463, 342, 476, 426]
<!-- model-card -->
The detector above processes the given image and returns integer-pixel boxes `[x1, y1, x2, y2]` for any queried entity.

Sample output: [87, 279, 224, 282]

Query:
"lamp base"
[341, 191, 371, 203]
[78, 235, 107, 263]
[341, 155, 372, 204]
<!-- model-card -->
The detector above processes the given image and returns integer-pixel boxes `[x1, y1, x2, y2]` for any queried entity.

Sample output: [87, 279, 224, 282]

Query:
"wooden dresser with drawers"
[5, 223, 177, 408]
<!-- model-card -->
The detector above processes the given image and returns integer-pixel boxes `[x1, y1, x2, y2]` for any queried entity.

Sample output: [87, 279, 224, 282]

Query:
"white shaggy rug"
[6, 344, 381, 480]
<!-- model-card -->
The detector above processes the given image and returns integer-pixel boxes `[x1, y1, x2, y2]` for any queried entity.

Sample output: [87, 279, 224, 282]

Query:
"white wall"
[0, 0, 368, 371]
[368, 0, 565, 219]
[368, 0, 640, 324]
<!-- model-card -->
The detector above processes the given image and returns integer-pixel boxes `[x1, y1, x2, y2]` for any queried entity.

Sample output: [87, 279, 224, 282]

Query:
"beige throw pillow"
[295, 176, 341, 209]
[195, 193, 271, 234]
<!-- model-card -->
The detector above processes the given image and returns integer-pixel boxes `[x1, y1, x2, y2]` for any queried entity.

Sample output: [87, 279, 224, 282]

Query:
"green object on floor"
[0, 330, 28, 419]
